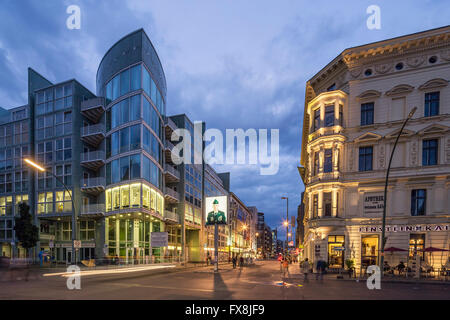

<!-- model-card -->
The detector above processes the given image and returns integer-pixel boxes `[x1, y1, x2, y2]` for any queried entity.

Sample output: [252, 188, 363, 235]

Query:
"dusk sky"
[0, 0, 449, 238]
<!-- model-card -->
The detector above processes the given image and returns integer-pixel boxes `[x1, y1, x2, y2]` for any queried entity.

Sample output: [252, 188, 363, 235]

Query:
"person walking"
[301, 258, 310, 281]
[316, 260, 326, 281]
[232, 256, 237, 269]
[239, 256, 244, 269]
[282, 257, 290, 279]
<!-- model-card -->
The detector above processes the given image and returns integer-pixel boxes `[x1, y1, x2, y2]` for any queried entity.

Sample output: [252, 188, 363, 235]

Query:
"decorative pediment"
[385, 84, 414, 96]
[357, 90, 381, 100]
[385, 128, 415, 139]
[417, 124, 449, 136]
[354, 132, 382, 143]
[418, 78, 448, 91]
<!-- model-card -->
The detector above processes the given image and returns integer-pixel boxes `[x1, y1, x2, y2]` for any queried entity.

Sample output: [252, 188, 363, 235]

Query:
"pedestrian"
[239, 256, 244, 268]
[316, 260, 325, 281]
[232, 256, 237, 269]
[301, 258, 310, 280]
[282, 258, 290, 279]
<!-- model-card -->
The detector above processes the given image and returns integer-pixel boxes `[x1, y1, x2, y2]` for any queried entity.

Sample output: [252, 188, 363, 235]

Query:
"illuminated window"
[120, 185, 130, 209]
[151, 189, 156, 210]
[15, 194, 28, 215]
[409, 234, 425, 261]
[0, 196, 13, 216]
[105, 189, 111, 212]
[55, 190, 71, 213]
[112, 187, 120, 210]
[130, 183, 140, 208]
[361, 235, 379, 267]
[142, 184, 150, 208]
[37, 192, 52, 214]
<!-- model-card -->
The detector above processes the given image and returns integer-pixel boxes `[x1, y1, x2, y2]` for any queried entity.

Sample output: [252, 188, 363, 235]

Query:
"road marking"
[43, 265, 176, 278]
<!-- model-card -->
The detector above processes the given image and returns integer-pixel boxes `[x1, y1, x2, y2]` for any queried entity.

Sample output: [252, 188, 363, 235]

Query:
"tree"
[14, 202, 39, 257]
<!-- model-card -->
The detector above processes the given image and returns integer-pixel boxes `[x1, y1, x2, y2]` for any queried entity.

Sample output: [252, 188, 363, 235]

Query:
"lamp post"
[379, 107, 417, 276]
[282, 196, 289, 258]
[24, 158, 77, 265]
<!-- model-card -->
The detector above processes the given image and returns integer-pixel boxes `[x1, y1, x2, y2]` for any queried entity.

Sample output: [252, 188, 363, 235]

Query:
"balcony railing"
[81, 123, 105, 136]
[164, 163, 180, 181]
[81, 204, 105, 215]
[80, 177, 105, 189]
[308, 126, 344, 142]
[164, 210, 180, 223]
[164, 187, 179, 202]
[80, 150, 105, 165]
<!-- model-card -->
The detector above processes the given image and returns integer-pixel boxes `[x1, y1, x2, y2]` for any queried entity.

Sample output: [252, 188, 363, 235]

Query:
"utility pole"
[379, 107, 416, 276]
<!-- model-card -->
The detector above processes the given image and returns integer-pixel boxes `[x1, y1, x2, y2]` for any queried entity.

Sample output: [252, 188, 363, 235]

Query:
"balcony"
[80, 204, 105, 217]
[164, 163, 180, 183]
[80, 150, 105, 171]
[164, 187, 179, 203]
[308, 126, 345, 143]
[309, 171, 341, 184]
[164, 140, 177, 164]
[81, 123, 105, 147]
[80, 177, 105, 195]
[164, 117, 179, 140]
[164, 210, 180, 224]
[81, 97, 105, 123]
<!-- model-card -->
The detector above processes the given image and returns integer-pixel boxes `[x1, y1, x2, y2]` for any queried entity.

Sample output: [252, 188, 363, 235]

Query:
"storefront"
[327, 235, 345, 268]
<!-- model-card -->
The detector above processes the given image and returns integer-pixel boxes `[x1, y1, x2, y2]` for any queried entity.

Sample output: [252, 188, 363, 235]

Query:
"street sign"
[151, 232, 168, 247]
[74, 240, 81, 249]
[333, 246, 345, 251]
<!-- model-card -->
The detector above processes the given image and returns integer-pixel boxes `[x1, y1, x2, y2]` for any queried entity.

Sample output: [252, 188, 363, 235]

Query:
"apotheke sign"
[359, 224, 449, 233]
[364, 193, 384, 214]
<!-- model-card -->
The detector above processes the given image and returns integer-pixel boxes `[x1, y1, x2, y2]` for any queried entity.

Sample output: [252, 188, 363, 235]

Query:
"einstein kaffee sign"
[359, 224, 449, 233]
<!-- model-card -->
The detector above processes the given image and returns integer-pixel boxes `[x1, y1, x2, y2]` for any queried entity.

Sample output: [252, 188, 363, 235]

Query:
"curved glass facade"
[97, 29, 166, 211]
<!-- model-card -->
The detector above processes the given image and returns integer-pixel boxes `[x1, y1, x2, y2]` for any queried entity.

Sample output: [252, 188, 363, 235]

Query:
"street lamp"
[379, 107, 417, 275]
[281, 196, 288, 257]
[24, 158, 77, 264]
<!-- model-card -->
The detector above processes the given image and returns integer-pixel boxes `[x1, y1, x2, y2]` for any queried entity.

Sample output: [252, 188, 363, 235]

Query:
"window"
[328, 235, 345, 268]
[0, 219, 13, 240]
[79, 220, 95, 241]
[120, 185, 130, 208]
[323, 192, 332, 217]
[37, 192, 53, 214]
[324, 105, 334, 127]
[120, 127, 129, 153]
[359, 146, 373, 172]
[130, 183, 140, 207]
[0, 196, 12, 216]
[361, 103, 374, 126]
[339, 105, 343, 127]
[312, 194, 318, 218]
[14, 194, 28, 215]
[313, 109, 320, 131]
[130, 95, 141, 121]
[313, 151, 319, 176]
[327, 84, 336, 91]
[361, 235, 379, 267]
[56, 164, 72, 187]
[409, 234, 425, 261]
[411, 189, 426, 216]
[130, 124, 141, 150]
[55, 190, 72, 213]
[62, 222, 72, 241]
[424, 92, 439, 117]
[120, 69, 130, 96]
[130, 64, 141, 91]
[422, 139, 437, 166]
[324, 149, 332, 173]
[120, 156, 130, 181]
[130, 154, 140, 179]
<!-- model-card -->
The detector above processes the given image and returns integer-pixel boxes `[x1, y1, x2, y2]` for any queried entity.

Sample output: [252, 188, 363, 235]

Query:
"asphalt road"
[0, 260, 449, 300]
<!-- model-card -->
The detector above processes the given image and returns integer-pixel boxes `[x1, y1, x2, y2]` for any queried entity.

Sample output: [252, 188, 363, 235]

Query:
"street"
[0, 260, 449, 300]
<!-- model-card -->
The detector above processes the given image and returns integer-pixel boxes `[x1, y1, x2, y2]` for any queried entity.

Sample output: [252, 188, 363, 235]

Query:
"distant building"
[271, 229, 278, 257]
[296, 192, 305, 248]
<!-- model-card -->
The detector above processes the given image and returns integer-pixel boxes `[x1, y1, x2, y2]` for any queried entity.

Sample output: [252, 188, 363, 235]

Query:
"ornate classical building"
[299, 26, 450, 273]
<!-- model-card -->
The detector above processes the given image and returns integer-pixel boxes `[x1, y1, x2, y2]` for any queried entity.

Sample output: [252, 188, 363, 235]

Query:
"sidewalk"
[287, 269, 450, 285]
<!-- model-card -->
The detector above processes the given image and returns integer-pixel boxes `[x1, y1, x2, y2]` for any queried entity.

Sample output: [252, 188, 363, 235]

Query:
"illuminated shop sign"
[359, 225, 449, 233]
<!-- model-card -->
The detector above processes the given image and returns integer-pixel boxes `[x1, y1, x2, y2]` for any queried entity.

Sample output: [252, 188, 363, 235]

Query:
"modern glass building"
[0, 29, 255, 265]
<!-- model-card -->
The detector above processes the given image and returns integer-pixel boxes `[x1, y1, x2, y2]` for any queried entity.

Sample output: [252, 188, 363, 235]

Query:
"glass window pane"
[120, 156, 130, 181]
[120, 69, 130, 96]
[130, 95, 140, 121]
[130, 154, 140, 179]
[143, 67, 151, 97]
[112, 75, 120, 100]
[120, 127, 129, 153]
[131, 64, 141, 91]
[130, 125, 140, 150]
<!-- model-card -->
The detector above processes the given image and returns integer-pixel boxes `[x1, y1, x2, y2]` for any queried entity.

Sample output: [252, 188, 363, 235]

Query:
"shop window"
[409, 234, 425, 261]
[142, 184, 150, 209]
[361, 235, 379, 268]
[327, 235, 345, 268]
[130, 183, 141, 208]
[105, 189, 111, 212]
[120, 185, 130, 209]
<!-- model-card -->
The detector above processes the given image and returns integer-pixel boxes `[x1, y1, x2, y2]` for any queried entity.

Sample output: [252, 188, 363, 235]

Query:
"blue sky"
[0, 0, 449, 238]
